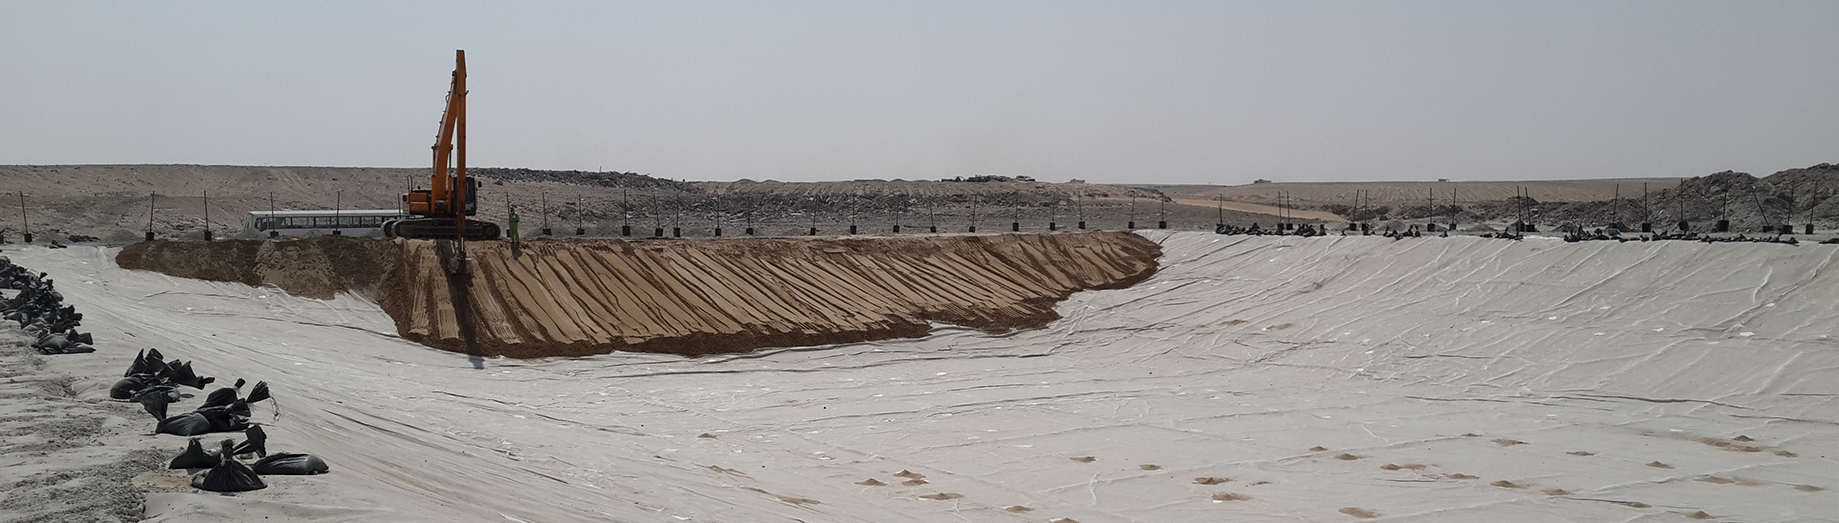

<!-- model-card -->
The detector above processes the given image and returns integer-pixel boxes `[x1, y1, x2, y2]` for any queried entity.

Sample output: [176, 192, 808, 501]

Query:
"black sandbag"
[222, 398, 252, 419]
[145, 348, 166, 372]
[132, 386, 173, 422]
[169, 438, 221, 469]
[158, 408, 247, 436]
[204, 406, 250, 432]
[126, 350, 147, 377]
[201, 386, 239, 410]
[157, 412, 215, 436]
[201, 379, 245, 408]
[110, 374, 158, 400]
[168, 361, 213, 390]
[246, 381, 270, 405]
[231, 426, 267, 458]
[191, 440, 266, 492]
[251, 453, 329, 475]
[35, 337, 95, 354]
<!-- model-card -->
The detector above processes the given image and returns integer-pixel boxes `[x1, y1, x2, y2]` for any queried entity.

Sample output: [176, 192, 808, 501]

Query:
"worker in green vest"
[507, 206, 522, 257]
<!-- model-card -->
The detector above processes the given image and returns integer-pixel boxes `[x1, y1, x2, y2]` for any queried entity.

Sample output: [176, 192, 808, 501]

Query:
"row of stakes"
[1501, 220, 1811, 235]
[556, 217, 1805, 239]
[115, 218, 1823, 243]
[96, 192, 1815, 242]
[604, 219, 1168, 238]
[241, 218, 1803, 241]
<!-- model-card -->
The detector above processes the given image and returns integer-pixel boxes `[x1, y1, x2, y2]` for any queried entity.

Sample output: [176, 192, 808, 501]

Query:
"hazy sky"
[3, 1, 1836, 184]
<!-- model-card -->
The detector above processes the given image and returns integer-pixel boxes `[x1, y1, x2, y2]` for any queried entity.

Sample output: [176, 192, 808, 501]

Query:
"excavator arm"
[387, 50, 499, 244]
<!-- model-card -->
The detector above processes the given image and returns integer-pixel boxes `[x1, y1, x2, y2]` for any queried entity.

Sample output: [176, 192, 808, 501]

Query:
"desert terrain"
[22, 164, 1839, 245]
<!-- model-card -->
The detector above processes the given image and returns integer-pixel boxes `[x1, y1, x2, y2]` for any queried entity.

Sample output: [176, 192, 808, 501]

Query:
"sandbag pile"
[0, 256, 95, 354]
[111, 348, 214, 406]
[6, 256, 329, 494]
[1560, 229, 1807, 245]
[151, 378, 271, 437]
[1213, 223, 1327, 237]
[124, 355, 331, 493]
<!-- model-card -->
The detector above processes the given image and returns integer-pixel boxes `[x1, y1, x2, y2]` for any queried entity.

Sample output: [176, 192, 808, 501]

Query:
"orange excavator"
[384, 50, 502, 244]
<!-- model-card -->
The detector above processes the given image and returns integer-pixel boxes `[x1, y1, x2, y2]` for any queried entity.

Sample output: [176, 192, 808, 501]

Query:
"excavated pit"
[115, 232, 1160, 357]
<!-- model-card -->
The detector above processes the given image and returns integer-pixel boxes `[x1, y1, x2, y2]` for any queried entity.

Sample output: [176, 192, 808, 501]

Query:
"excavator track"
[385, 218, 501, 241]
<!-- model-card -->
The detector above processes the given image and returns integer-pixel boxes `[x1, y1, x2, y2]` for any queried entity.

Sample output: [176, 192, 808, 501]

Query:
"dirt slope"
[115, 232, 1160, 357]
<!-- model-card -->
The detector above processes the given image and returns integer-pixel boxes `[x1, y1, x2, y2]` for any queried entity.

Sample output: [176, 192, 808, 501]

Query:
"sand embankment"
[115, 232, 1159, 357]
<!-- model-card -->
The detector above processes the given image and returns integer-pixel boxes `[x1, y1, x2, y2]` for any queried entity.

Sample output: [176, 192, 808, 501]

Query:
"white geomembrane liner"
[13, 232, 1837, 522]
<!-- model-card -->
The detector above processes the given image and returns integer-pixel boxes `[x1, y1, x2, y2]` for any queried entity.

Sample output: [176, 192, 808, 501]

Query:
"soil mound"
[117, 237, 398, 300]
[116, 232, 1159, 357]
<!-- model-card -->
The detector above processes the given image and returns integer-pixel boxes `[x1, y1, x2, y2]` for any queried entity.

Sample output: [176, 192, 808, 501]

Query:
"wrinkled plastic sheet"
[16, 236, 1838, 522]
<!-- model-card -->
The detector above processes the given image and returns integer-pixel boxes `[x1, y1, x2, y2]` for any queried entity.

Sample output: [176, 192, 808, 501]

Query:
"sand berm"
[114, 232, 1160, 357]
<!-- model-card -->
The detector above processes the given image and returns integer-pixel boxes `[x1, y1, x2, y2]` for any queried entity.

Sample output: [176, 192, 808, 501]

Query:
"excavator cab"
[402, 178, 481, 216]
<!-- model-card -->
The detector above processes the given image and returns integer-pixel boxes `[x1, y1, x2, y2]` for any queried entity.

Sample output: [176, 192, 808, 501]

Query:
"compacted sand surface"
[4, 232, 1835, 521]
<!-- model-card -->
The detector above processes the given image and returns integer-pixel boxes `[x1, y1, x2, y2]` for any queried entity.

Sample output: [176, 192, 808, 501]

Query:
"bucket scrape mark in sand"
[1492, 439, 1527, 446]
[1139, 464, 1161, 470]
[1543, 488, 1570, 496]
[893, 470, 925, 479]
[741, 487, 820, 505]
[1567, 451, 1595, 456]
[1687, 511, 1716, 519]
[1004, 505, 1032, 512]
[1339, 507, 1380, 518]
[1445, 473, 1480, 480]
[856, 478, 886, 486]
[919, 493, 963, 501]
[1211, 492, 1251, 502]
[901, 479, 929, 486]
[1491, 480, 1526, 489]
[1698, 476, 1736, 484]
[1266, 323, 1294, 330]
[1795, 485, 1825, 492]
[1334, 453, 1362, 460]
[1379, 463, 1427, 471]
[1194, 477, 1231, 485]
[1070, 456, 1096, 463]
[1646, 461, 1674, 469]
[1224, 319, 1247, 326]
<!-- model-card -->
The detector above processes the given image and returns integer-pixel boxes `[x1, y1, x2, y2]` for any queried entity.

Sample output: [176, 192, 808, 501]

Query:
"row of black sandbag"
[117, 349, 330, 492]
[169, 426, 329, 492]
[0, 257, 95, 354]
